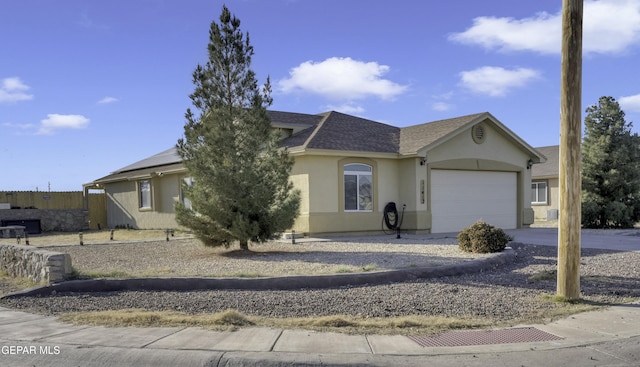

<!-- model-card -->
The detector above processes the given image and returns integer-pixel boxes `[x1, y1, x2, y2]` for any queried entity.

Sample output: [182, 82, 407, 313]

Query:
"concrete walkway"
[0, 302, 639, 366]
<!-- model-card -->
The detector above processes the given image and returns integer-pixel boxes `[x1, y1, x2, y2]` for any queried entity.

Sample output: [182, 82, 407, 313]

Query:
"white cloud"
[619, 93, 640, 112]
[449, 0, 640, 55]
[37, 114, 90, 135]
[2, 122, 34, 129]
[450, 11, 558, 54]
[326, 103, 365, 115]
[0, 77, 34, 104]
[278, 57, 408, 100]
[432, 102, 453, 111]
[431, 92, 455, 111]
[459, 66, 541, 97]
[98, 96, 119, 104]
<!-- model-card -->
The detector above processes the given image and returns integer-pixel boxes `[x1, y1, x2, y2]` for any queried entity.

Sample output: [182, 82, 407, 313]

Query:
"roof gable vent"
[472, 124, 486, 144]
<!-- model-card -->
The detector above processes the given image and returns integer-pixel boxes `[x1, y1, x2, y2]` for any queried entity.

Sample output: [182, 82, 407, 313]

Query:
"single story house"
[530, 145, 559, 221]
[84, 110, 546, 235]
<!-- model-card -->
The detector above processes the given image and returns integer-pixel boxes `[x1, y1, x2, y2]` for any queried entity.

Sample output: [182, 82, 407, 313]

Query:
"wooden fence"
[0, 191, 83, 209]
[0, 191, 107, 230]
[87, 192, 107, 229]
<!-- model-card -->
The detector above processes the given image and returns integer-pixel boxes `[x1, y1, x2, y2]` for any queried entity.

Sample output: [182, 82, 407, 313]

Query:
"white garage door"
[431, 170, 517, 233]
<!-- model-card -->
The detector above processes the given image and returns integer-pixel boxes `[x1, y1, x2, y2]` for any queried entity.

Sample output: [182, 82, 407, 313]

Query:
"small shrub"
[334, 266, 354, 273]
[457, 221, 512, 253]
[310, 316, 356, 328]
[362, 263, 378, 272]
[528, 269, 557, 283]
[212, 309, 254, 326]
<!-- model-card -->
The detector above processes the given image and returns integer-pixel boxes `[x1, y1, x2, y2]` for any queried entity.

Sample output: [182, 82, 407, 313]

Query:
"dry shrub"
[457, 221, 512, 253]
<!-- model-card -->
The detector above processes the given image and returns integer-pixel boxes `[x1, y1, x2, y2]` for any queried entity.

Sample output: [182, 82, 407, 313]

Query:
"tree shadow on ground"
[425, 242, 640, 302]
[216, 249, 482, 269]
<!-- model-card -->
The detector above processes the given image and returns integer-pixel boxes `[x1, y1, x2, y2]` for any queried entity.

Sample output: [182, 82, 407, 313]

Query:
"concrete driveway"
[506, 227, 640, 252]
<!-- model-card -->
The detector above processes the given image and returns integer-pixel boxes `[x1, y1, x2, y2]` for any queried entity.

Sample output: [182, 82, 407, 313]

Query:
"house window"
[139, 180, 152, 209]
[181, 177, 193, 210]
[531, 181, 548, 205]
[344, 163, 373, 211]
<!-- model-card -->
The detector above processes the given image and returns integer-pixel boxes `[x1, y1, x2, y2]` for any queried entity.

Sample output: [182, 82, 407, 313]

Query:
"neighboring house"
[530, 145, 559, 221]
[84, 110, 545, 235]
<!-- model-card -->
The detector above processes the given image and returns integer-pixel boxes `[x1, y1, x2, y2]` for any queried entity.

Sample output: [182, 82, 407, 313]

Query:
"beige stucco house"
[530, 145, 559, 222]
[85, 110, 545, 235]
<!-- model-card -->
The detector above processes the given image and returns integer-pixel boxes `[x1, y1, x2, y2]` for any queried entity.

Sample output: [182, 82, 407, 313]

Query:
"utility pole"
[558, 0, 583, 300]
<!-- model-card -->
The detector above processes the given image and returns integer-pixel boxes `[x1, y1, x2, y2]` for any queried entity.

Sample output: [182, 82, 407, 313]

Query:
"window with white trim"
[344, 163, 373, 211]
[531, 181, 548, 205]
[139, 180, 152, 209]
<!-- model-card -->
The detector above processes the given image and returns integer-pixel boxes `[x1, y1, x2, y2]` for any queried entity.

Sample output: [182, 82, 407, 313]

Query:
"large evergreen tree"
[176, 6, 300, 250]
[582, 96, 640, 228]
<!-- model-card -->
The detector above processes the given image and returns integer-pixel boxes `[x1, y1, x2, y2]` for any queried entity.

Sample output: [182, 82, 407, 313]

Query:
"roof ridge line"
[401, 112, 488, 131]
[299, 112, 332, 150]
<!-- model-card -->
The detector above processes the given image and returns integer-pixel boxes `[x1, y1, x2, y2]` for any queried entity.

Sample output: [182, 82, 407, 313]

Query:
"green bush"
[581, 201, 601, 228]
[457, 221, 512, 253]
[582, 200, 637, 228]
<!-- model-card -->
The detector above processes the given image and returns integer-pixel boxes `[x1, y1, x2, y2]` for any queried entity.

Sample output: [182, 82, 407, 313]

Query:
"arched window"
[344, 163, 373, 211]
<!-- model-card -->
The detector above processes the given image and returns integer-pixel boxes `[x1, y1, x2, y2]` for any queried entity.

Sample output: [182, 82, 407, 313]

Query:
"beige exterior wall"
[425, 122, 531, 168]
[532, 177, 560, 221]
[105, 174, 181, 229]
[289, 169, 309, 233]
[396, 158, 428, 231]
[289, 123, 535, 235]
[290, 155, 417, 235]
[424, 122, 534, 231]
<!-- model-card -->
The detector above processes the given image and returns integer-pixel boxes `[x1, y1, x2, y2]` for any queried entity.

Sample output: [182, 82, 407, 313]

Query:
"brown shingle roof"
[109, 111, 322, 175]
[531, 145, 558, 178]
[399, 112, 487, 155]
[267, 110, 323, 127]
[91, 110, 541, 185]
[282, 112, 490, 155]
[280, 125, 316, 148]
[300, 112, 400, 153]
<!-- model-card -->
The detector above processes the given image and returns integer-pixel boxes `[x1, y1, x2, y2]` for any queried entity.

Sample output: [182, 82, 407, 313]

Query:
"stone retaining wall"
[0, 244, 72, 284]
[0, 209, 88, 232]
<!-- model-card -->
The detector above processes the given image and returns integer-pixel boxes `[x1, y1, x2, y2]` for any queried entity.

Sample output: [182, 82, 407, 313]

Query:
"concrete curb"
[216, 352, 433, 367]
[2, 247, 515, 298]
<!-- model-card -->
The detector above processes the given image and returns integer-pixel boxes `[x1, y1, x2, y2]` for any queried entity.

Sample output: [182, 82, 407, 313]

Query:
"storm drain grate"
[408, 327, 563, 347]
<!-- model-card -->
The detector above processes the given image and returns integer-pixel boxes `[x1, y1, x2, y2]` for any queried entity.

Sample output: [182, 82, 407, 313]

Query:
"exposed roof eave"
[88, 163, 186, 186]
[290, 148, 400, 159]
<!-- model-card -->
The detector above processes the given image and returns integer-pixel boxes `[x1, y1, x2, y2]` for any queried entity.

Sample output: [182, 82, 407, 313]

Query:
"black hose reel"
[382, 202, 405, 238]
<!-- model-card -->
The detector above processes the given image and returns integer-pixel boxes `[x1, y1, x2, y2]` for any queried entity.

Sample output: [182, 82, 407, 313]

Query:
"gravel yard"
[1, 233, 639, 328]
[42, 235, 490, 277]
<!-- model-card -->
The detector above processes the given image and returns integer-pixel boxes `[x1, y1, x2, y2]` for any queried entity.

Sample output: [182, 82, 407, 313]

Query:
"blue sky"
[2, 0, 640, 191]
